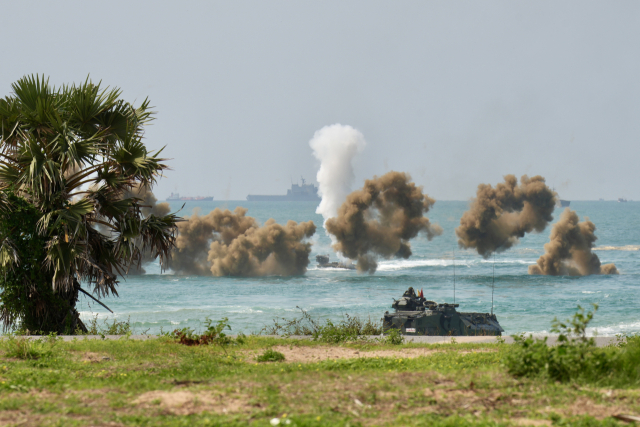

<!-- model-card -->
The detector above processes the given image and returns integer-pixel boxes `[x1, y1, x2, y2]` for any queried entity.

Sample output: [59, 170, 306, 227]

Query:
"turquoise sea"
[79, 200, 640, 336]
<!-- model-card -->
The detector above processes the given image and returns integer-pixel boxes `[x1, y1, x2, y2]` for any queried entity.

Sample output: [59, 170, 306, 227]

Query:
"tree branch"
[77, 287, 114, 313]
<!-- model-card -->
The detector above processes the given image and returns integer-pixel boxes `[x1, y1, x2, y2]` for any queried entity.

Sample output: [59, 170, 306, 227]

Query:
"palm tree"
[0, 75, 179, 333]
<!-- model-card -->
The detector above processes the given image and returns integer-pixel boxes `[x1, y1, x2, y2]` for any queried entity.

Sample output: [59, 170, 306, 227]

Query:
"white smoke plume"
[309, 124, 366, 226]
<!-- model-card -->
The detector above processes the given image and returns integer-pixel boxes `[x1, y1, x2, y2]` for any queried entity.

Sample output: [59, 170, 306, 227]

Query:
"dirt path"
[246, 345, 495, 363]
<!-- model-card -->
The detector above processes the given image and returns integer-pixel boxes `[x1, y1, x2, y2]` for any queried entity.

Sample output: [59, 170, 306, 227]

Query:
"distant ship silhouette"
[247, 177, 320, 201]
[166, 192, 213, 201]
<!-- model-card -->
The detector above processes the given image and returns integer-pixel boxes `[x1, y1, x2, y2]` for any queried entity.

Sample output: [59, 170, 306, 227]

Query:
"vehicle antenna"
[491, 254, 495, 315]
[453, 248, 456, 305]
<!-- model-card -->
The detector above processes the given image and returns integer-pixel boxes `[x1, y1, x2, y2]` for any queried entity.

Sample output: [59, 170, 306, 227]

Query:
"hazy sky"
[2, 1, 639, 200]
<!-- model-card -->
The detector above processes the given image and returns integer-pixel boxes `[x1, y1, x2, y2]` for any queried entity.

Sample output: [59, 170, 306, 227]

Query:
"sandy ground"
[134, 390, 249, 416]
[249, 346, 437, 363]
[246, 345, 496, 363]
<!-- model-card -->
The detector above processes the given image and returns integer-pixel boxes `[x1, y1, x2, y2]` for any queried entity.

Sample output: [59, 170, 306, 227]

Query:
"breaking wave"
[375, 258, 534, 271]
[587, 321, 640, 336]
[593, 245, 640, 251]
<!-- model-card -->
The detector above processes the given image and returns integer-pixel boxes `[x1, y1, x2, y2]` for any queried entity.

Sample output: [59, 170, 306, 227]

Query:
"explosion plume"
[124, 184, 171, 217]
[325, 171, 442, 273]
[456, 175, 556, 258]
[528, 209, 618, 276]
[309, 124, 366, 225]
[172, 207, 316, 277]
[121, 184, 172, 275]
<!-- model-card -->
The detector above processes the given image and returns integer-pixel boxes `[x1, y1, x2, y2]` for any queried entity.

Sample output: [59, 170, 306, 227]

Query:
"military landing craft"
[316, 255, 356, 270]
[382, 287, 504, 336]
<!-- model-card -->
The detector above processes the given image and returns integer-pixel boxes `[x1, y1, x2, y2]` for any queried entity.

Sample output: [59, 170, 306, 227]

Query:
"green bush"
[606, 333, 640, 387]
[381, 327, 405, 345]
[262, 307, 382, 343]
[80, 315, 132, 336]
[256, 348, 286, 362]
[1, 333, 60, 360]
[505, 304, 625, 384]
[171, 317, 246, 350]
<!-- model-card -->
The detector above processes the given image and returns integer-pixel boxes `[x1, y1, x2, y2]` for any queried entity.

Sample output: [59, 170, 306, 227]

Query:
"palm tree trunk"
[65, 281, 88, 334]
[31, 281, 88, 334]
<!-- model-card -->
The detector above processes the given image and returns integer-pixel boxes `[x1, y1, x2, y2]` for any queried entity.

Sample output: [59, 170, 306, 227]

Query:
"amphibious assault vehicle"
[382, 287, 504, 336]
[316, 255, 356, 270]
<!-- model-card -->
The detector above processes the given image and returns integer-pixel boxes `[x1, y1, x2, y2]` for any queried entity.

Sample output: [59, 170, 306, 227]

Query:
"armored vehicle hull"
[316, 255, 356, 270]
[382, 288, 504, 336]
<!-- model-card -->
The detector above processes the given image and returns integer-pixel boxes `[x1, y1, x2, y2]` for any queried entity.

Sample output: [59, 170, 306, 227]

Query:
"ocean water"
[78, 200, 640, 336]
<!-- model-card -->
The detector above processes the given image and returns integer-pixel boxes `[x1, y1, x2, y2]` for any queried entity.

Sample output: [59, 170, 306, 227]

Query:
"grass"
[1, 334, 60, 360]
[256, 348, 286, 362]
[11, 314, 134, 338]
[81, 314, 133, 336]
[0, 334, 638, 426]
[261, 307, 383, 341]
[0, 308, 638, 426]
[504, 305, 640, 387]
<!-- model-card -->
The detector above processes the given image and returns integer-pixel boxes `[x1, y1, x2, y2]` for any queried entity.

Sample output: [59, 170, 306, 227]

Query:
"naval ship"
[246, 178, 321, 201]
[166, 193, 214, 202]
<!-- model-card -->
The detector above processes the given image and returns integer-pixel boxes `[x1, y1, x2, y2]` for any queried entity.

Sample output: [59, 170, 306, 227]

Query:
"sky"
[1, 1, 639, 201]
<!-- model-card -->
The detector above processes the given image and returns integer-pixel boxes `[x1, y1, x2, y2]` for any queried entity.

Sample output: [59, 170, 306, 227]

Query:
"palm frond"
[0, 74, 178, 300]
[0, 237, 19, 270]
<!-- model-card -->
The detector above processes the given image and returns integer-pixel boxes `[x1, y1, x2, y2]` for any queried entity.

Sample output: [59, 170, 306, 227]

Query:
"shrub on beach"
[0, 333, 60, 360]
[261, 308, 383, 343]
[505, 304, 640, 386]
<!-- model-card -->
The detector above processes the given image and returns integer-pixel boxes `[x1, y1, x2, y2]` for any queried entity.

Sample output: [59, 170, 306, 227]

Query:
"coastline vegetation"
[261, 307, 386, 343]
[505, 305, 640, 387]
[0, 308, 638, 426]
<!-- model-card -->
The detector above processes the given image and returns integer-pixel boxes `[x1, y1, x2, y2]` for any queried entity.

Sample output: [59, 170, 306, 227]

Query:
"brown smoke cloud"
[325, 171, 442, 273]
[122, 184, 171, 275]
[456, 175, 556, 258]
[124, 184, 171, 218]
[172, 207, 317, 277]
[528, 209, 618, 276]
